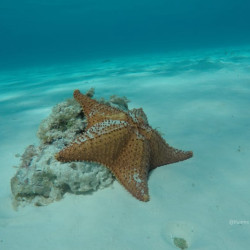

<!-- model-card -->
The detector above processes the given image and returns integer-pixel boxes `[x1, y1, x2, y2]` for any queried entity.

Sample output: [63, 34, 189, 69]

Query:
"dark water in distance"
[1, 0, 250, 68]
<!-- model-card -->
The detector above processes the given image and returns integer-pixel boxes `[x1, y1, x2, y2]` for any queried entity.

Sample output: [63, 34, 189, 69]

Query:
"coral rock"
[11, 94, 116, 208]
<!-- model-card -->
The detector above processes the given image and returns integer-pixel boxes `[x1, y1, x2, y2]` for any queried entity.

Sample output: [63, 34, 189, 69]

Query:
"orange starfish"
[55, 90, 193, 201]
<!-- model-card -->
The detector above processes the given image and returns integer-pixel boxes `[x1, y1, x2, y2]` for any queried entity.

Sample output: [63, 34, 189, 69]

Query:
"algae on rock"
[11, 89, 130, 208]
[37, 98, 85, 144]
[11, 143, 113, 208]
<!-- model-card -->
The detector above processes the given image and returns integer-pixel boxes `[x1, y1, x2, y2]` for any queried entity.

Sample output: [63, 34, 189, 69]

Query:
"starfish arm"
[74, 90, 128, 129]
[109, 133, 151, 202]
[149, 129, 193, 170]
[55, 121, 131, 166]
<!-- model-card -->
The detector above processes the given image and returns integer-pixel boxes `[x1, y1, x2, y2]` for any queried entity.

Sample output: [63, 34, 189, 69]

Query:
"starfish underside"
[55, 90, 193, 202]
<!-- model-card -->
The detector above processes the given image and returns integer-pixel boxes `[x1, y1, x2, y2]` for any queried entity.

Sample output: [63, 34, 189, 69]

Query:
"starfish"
[55, 90, 193, 202]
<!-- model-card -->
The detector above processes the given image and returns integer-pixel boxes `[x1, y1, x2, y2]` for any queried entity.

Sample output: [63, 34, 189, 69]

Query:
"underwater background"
[1, 0, 250, 69]
[1, 1, 250, 250]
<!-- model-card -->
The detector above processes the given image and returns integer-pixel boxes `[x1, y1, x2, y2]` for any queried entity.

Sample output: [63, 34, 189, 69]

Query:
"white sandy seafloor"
[0, 46, 250, 250]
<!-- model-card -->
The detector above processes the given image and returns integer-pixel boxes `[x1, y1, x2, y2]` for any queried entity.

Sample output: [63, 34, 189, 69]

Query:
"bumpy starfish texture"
[55, 90, 193, 202]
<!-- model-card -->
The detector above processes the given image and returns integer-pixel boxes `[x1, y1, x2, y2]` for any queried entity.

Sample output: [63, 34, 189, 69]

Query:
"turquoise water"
[1, 1, 250, 250]
[1, 0, 250, 68]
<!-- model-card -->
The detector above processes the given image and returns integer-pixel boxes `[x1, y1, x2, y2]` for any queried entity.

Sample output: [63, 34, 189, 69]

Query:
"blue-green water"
[1, 1, 250, 250]
[1, 0, 250, 68]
